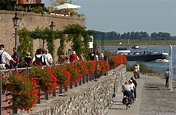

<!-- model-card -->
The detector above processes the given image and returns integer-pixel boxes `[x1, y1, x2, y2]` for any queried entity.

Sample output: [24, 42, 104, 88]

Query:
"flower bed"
[3, 72, 38, 112]
[30, 66, 57, 93]
[2, 58, 127, 113]
[109, 55, 127, 68]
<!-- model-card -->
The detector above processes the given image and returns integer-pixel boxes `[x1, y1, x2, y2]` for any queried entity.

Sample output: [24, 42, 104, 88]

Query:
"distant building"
[17, 0, 44, 11]
[18, 0, 42, 4]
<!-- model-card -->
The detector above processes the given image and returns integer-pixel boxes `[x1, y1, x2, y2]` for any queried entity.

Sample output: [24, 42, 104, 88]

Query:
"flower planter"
[6, 82, 15, 91]
[12, 108, 18, 114]
[74, 83, 77, 87]
[45, 93, 49, 100]
[52, 90, 56, 96]
[64, 86, 68, 91]
[34, 77, 41, 85]
[59, 84, 62, 94]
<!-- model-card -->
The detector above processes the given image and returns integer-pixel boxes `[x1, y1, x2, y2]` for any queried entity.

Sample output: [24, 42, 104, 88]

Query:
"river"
[103, 45, 176, 78]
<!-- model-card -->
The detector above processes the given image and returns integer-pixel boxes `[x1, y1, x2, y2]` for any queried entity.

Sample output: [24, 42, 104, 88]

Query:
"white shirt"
[129, 83, 135, 90]
[122, 84, 131, 91]
[134, 65, 140, 72]
[0, 50, 13, 64]
[43, 53, 53, 66]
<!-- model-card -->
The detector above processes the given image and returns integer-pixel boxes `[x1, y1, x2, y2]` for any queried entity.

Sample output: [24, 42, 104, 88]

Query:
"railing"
[0, 55, 126, 114]
[0, 63, 106, 115]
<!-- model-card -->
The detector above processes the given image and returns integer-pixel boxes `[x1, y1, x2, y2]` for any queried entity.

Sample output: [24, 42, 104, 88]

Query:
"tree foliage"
[0, 0, 16, 10]
[94, 31, 172, 40]
[18, 27, 33, 59]
[18, 24, 94, 61]
[63, 24, 95, 58]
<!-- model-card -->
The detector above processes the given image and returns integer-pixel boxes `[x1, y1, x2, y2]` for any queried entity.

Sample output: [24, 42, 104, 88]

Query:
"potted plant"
[51, 65, 71, 93]
[66, 63, 79, 88]
[7, 71, 38, 113]
[30, 66, 57, 95]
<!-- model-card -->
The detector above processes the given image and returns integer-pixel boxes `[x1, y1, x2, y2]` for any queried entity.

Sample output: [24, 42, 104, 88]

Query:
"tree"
[127, 32, 131, 39]
[150, 32, 158, 39]
[131, 31, 135, 40]
[0, 0, 16, 10]
[134, 32, 140, 39]
[63, 24, 94, 59]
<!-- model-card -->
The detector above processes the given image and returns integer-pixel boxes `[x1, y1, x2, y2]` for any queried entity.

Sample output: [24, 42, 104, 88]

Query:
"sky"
[42, 0, 176, 36]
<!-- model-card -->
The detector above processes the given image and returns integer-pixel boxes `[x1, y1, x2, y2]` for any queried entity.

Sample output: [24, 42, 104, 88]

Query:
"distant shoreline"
[99, 45, 176, 48]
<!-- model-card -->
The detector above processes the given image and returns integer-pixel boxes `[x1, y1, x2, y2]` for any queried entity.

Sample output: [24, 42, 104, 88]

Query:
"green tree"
[0, 0, 16, 10]
[18, 27, 33, 60]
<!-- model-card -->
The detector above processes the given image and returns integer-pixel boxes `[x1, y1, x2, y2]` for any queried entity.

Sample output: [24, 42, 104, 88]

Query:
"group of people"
[122, 77, 137, 108]
[89, 48, 105, 61]
[58, 50, 80, 64]
[57, 48, 105, 65]
[0, 44, 106, 69]
[31, 48, 53, 66]
[0, 45, 54, 70]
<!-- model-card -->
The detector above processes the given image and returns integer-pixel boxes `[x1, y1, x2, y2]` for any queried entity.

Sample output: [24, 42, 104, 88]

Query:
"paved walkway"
[107, 71, 176, 115]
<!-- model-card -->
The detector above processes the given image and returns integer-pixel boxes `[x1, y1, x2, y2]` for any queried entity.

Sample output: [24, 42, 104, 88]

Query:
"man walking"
[12, 47, 21, 69]
[0, 44, 16, 69]
[164, 69, 169, 87]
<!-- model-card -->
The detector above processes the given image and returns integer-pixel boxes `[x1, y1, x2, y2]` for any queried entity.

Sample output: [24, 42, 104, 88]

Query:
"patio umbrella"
[54, 3, 81, 10]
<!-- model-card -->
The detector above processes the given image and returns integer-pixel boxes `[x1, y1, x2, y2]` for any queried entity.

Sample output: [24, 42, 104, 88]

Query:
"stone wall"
[19, 65, 126, 115]
[0, 11, 85, 60]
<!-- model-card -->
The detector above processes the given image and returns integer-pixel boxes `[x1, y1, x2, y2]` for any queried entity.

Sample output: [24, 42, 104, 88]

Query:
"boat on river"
[117, 47, 169, 62]
[131, 45, 139, 49]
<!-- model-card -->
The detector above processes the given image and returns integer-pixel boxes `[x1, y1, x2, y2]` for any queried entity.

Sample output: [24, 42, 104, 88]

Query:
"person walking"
[69, 51, 79, 62]
[131, 77, 137, 100]
[164, 69, 169, 87]
[134, 63, 140, 79]
[0, 44, 16, 69]
[43, 49, 53, 66]
[122, 81, 132, 108]
[129, 79, 135, 103]
[12, 47, 21, 69]
[24, 52, 32, 67]
[32, 48, 45, 66]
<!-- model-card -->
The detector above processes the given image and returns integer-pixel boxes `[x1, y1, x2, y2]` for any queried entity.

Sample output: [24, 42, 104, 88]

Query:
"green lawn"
[94, 39, 176, 46]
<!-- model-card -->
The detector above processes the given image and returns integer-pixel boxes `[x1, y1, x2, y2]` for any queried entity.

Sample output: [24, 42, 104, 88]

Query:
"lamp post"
[50, 21, 56, 96]
[12, 13, 20, 48]
[50, 21, 55, 30]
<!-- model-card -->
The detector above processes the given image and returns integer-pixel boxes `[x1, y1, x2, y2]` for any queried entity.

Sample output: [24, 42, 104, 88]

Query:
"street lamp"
[12, 13, 21, 48]
[50, 21, 56, 96]
[49, 21, 55, 30]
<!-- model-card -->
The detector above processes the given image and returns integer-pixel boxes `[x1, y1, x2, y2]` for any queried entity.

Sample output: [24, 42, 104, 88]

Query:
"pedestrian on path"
[43, 48, 53, 66]
[122, 81, 132, 108]
[12, 47, 21, 69]
[129, 79, 135, 102]
[131, 77, 137, 100]
[164, 69, 169, 87]
[134, 64, 139, 79]
[0, 44, 16, 69]
[24, 52, 32, 67]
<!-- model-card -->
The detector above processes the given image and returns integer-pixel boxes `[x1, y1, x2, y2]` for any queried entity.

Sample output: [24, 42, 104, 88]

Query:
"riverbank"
[107, 71, 176, 115]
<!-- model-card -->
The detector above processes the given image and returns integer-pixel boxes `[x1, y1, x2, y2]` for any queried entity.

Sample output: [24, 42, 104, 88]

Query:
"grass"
[94, 39, 176, 46]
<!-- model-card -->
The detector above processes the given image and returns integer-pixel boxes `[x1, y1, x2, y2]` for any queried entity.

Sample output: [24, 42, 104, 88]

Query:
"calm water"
[104, 45, 176, 78]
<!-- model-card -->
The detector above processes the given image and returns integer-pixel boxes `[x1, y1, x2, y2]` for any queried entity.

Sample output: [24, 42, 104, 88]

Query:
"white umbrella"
[54, 3, 81, 10]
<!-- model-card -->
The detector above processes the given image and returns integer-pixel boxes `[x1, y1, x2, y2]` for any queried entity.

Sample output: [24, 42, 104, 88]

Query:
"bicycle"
[122, 95, 130, 110]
